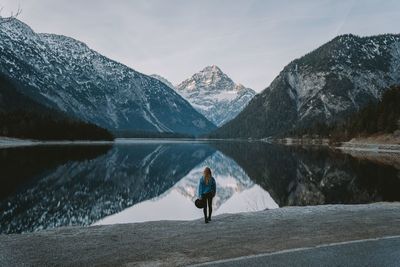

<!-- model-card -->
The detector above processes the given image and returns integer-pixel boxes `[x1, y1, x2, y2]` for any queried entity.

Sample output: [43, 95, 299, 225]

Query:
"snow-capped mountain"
[0, 18, 215, 135]
[211, 34, 400, 138]
[176, 65, 256, 126]
[150, 74, 175, 90]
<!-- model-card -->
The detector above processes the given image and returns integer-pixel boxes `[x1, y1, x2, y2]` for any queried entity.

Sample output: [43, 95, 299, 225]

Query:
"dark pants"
[202, 192, 213, 220]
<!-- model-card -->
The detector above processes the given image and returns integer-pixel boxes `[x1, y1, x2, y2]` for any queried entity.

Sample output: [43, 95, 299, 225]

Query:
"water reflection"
[1, 140, 399, 234]
[95, 151, 278, 225]
[214, 142, 400, 206]
[0, 143, 214, 233]
[0, 145, 111, 201]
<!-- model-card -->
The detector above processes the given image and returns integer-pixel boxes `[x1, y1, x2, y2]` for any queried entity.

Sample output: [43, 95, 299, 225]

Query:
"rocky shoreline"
[263, 135, 400, 154]
[1, 203, 400, 266]
[338, 142, 400, 153]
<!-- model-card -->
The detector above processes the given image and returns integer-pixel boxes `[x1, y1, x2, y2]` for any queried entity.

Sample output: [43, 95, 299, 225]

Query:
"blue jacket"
[198, 176, 216, 198]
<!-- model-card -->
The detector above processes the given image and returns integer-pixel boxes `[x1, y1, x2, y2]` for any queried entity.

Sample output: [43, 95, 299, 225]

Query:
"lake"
[1, 139, 399, 234]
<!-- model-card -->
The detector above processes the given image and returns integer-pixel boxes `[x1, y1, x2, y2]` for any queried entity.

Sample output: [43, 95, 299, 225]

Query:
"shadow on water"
[213, 142, 400, 207]
[0, 143, 214, 234]
[0, 145, 112, 201]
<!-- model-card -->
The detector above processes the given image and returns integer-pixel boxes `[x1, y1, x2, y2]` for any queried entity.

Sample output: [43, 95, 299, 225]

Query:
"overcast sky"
[1, 0, 400, 92]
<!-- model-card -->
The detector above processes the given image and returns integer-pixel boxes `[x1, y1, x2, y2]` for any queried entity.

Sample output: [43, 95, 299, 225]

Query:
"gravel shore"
[1, 203, 400, 266]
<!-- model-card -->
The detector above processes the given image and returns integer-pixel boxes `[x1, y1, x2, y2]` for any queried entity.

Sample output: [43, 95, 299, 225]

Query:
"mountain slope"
[176, 65, 256, 126]
[150, 74, 175, 90]
[210, 34, 400, 138]
[0, 74, 113, 140]
[0, 18, 215, 135]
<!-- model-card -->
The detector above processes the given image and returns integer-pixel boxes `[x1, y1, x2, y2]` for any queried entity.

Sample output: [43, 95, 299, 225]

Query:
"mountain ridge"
[150, 74, 175, 90]
[0, 18, 215, 136]
[209, 33, 400, 138]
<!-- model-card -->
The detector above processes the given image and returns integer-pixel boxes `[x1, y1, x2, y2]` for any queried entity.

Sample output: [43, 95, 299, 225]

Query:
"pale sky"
[1, 0, 400, 92]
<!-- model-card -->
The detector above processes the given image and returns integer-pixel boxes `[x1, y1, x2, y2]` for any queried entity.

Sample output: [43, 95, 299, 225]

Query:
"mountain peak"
[198, 65, 226, 83]
[202, 65, 223, 73]
[177, 65, 233, 93]
[175, 65, 255, 126]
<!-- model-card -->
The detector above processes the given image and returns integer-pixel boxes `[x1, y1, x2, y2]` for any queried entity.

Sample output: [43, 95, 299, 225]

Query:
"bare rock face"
[175, 65, 256, 126]
[212, 34, 400, 138]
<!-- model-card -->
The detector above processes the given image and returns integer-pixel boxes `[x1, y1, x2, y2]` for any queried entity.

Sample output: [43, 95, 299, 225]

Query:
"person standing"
[198, 167, 216, 223]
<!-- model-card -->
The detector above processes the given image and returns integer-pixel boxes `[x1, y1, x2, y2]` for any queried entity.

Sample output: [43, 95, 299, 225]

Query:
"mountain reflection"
[214, 142, 400, 207]
[1, 140, 399, 234]
[94, 151, 278, 225]
[0, 142, 214, 233]
[0, 145, 112, 201]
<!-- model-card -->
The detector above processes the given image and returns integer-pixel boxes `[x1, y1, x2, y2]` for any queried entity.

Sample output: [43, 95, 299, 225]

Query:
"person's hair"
[204, 167, 212, 185]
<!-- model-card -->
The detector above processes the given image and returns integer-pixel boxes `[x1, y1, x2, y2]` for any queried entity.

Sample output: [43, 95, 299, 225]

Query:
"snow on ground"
[0, 137, 35, 148]
[0, 137, 113, 148]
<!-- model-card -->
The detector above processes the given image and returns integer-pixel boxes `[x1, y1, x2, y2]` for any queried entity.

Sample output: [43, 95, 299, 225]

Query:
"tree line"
[0, 74, 114, 141]
[0, 110, 114, 140]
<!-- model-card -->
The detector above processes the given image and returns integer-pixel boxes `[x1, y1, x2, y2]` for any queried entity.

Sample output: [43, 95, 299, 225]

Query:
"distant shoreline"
[0, 137, 115, 148]
[0, 136, 224, 148]
[0, 134, 399, 153]
[265, 136, 400, 154]
[338, 142, 400, 154]
[1, 136, 400, 154]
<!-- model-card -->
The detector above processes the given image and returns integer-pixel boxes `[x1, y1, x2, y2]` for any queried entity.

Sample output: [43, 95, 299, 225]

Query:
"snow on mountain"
[0, 18, 215, 135]
[150, 74, 175, 89]
[212, 34, 400, 138]
[176, 65, 256, 126]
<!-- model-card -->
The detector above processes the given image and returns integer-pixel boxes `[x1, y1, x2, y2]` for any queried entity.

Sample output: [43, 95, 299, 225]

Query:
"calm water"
[1, 139, 399, 234]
